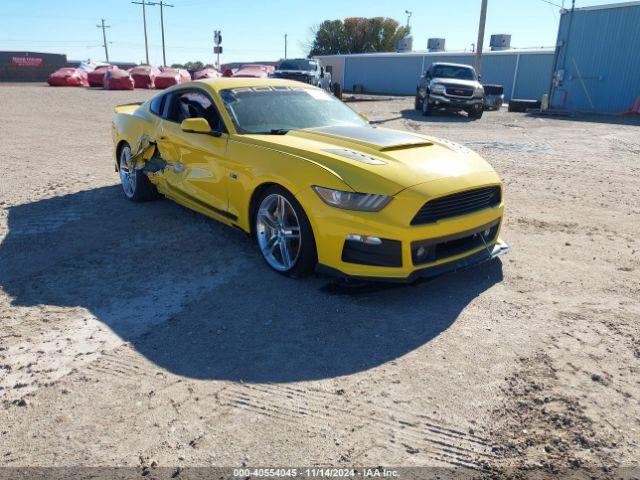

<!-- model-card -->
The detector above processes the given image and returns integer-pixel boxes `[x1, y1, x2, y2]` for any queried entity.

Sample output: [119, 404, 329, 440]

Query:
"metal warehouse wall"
[550, 2, 640, 113]
[0, 51, 68, 82]
[318, 50, 553, 101]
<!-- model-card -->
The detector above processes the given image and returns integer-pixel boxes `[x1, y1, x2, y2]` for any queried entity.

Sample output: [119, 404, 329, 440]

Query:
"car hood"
[431, 77, 480, 88]
[241, 125, 497, 195]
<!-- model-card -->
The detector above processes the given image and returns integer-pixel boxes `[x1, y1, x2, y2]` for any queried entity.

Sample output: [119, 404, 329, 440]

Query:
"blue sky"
[0, 0, 618, 65]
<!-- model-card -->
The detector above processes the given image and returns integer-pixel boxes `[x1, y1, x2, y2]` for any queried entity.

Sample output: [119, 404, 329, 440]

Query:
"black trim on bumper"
[318, 239, 511, 284]
[341, 238, 402, 267]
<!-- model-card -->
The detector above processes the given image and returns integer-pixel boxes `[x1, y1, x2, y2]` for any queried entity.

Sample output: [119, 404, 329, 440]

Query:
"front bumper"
[295, 173, 508, 282]
[318, 238, 510, 283]
[430, 94, 483, 109]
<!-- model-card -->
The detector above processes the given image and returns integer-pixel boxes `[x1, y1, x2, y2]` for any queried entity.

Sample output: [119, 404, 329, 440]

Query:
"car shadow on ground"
[371, 109, 477, 126]
[0, 186, 503, 383]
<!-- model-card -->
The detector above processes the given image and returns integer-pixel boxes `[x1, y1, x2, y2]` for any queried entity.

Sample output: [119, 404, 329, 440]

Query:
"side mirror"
[478, 74, 482, 81]
[180, 118, 221, 137]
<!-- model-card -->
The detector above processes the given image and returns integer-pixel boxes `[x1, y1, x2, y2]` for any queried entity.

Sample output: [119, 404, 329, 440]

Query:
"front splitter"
[317, 238, 511, 284]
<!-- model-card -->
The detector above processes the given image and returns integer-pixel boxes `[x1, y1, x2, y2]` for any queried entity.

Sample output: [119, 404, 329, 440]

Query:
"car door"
[155, 88, 230, 219]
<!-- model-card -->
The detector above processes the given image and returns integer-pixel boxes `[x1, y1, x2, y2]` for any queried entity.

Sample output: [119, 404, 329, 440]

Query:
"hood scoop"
[307, 125, 433, 151]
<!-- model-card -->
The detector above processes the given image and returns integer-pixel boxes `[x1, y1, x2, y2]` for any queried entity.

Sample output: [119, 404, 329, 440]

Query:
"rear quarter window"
[150, 95, 164, 116]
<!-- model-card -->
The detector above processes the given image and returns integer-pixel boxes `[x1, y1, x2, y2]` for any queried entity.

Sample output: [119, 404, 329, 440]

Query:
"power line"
[538, 0, 564, 8]
[96, 18, 110, 62]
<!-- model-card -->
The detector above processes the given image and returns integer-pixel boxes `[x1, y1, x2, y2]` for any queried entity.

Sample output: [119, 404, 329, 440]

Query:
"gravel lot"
[0, 84, 639, 476]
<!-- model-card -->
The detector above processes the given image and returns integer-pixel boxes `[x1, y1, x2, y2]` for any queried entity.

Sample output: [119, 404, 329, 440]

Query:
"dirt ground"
[0, 84, 639, 477]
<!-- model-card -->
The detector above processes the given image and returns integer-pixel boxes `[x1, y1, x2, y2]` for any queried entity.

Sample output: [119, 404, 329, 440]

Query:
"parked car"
[47, 67, 89, 87]
[104, 69, 135, 90]
[88, 65, 118, 87]
[415, 63, 484, 118]
[270, 58, 330, 89]
[232, 65, 273, 78]
[483, 84, 504, 111]
[154, 68, 191, 89]
[130, 65, 161, 89]
[193, 68, 221, 80]
[111, 78, 509, 281]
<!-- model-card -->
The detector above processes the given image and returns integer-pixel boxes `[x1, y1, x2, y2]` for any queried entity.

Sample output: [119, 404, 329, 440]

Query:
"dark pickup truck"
[415, 62, 485, 119]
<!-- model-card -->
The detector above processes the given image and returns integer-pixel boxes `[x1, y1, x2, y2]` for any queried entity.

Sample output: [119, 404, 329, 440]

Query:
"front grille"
[445, 87, 474, 97]
[411, 220, 500, 265]
[411, 186, 501, 225]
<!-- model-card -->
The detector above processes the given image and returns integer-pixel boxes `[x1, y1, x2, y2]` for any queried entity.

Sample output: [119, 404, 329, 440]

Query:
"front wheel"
[467, 106, 484, 119]
[255, 186, 317, 278]
[118, 143, 160, 202]
[421, 97, 432, 116]
[414, 91, 423, 110]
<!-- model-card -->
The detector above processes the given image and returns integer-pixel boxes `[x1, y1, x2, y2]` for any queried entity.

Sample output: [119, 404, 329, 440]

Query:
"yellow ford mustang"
[112, 78, 509, 282]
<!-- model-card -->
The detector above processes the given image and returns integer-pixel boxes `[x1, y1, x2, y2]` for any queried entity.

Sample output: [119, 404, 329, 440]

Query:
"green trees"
[309, 17, 410, 56]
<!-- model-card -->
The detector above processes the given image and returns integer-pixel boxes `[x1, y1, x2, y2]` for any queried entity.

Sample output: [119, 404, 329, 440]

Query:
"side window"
[166, 90, 225, 132]
[149, 94, 164, 116]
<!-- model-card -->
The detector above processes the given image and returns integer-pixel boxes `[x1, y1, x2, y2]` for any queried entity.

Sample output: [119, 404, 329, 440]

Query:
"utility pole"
[284, 34, 287, 59]
[475, 0, 488, 77]
[405, 10, 413, 28]
[97, 18, 110, 62]
[150, 1, 173, 67]
[132, 0, 151, 64]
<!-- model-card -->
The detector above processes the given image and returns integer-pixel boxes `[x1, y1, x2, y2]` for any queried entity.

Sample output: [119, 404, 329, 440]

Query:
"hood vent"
[323, 148, 386, 165]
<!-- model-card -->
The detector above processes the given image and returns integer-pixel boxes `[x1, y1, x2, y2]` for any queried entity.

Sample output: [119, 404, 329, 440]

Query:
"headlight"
[431, 83, 446, 94]
[312, 186, 392, 212]
[474, 85, 484, 97]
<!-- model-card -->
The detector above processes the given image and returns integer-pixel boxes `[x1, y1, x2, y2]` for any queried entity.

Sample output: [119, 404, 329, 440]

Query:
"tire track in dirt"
[218, 383, 492, 469]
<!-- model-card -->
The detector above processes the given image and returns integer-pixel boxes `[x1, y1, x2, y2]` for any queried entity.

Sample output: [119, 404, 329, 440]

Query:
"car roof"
[192, 77, 318, 91]
[430, 62, 476, 70]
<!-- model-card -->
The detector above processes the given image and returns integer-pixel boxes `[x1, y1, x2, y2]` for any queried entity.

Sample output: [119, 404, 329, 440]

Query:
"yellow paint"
[112, 78, 504, 279]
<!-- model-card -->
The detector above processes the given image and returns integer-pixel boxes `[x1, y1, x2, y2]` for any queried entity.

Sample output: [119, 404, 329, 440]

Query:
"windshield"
[220, 86, 367, 134]
[278, 60, 315, 71]
[432, 65, 477, 81]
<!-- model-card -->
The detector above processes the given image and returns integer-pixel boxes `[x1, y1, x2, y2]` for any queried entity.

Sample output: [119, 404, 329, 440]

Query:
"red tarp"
[130, 65, 161, 89]
[104, 69, 134, 90]
[87, 65, 118, 87]
[232, 65, 273, 78]
[193, 68, 221, 80]
[47, 68, 89, 87]
[154, 68, 191, 89]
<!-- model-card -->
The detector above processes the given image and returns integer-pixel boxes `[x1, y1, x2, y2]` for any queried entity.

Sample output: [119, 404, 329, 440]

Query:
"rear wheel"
[118, 143, 160, 202]
[255, 186, 317, 278]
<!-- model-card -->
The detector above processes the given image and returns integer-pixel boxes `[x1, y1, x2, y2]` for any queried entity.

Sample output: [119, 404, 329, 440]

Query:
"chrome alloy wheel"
[256, 194, 302, 271]
[119, 146, 136, 198]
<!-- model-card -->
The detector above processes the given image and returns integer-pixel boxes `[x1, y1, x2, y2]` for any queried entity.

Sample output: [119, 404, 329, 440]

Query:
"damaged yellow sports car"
[112, 78, 509, 281]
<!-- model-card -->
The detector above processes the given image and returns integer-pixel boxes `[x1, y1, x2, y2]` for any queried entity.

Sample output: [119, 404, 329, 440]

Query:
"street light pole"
[284, 33, 287, 59]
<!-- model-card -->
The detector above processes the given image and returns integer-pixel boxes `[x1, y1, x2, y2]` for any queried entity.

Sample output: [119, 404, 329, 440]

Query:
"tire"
[421, 97, 432, 116]
[414, 91, 423, 110]
[467, 107, 484, 119]
[118, 143, 160, 202]
[254, 185, 317, 278]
